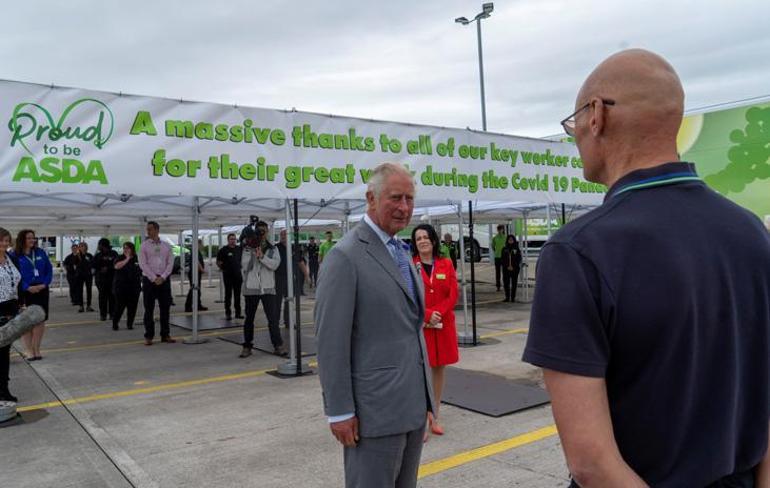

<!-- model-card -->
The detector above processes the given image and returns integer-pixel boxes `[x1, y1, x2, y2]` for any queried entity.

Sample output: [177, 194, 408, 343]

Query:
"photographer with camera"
[239, 220, 286, 358]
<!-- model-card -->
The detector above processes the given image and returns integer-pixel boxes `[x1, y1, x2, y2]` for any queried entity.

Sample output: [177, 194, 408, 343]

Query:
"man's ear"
[365, 190, 375, 209]
[589, 97, 607, 137]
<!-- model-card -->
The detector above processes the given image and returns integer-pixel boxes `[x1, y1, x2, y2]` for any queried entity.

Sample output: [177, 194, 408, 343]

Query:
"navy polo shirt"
[523, 162, 770, 486]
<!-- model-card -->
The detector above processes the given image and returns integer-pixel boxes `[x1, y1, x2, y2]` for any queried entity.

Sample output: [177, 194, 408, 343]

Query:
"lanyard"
[612, 172, 701, 199]
[24, 250, 37, 267]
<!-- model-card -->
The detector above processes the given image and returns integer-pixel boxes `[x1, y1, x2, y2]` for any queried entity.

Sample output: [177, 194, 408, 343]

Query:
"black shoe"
[198, 306, 208, 311]
[86, 306, 94, 312]
[112, 325, 119, 331]
[78, 307, 84, 313]
[101, 316, 108, 321]
[127, 324, 134, 330]
[235, 314, 244, 319]
[239, 346, 252, 358]
[225, 315, 232, 321]
[0, 390, 18, 403]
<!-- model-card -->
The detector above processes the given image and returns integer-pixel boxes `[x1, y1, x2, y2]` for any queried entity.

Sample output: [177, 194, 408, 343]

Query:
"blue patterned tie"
[388, 238, 415, 302]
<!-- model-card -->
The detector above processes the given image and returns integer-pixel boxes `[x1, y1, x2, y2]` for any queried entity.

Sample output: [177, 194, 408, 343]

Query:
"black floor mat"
[442, 367, 550, 417]
[170, 315, 241, 331]
[218, 328, 317, 357]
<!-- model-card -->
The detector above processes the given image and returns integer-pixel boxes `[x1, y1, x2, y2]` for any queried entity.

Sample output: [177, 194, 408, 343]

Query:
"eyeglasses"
[560, 98, 615, 137]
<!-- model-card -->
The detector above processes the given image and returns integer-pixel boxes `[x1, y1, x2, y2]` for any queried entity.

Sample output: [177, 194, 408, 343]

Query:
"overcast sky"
[2, 0, 768, 138]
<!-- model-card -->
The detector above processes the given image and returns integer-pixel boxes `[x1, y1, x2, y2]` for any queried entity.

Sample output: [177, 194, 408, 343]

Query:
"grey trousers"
[344, 425, 425, 488]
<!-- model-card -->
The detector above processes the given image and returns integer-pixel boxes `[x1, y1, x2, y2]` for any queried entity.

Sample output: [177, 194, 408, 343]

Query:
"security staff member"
[307, 236, 319, 288]
[184, 239, 208, 312]
[76, 242, 94, 313]
[216, 233, 243, 321]
[62, 244, 79, 306]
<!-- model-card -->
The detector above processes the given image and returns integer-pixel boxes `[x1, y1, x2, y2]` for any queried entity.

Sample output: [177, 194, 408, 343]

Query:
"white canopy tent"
[0, 79, 606, 372]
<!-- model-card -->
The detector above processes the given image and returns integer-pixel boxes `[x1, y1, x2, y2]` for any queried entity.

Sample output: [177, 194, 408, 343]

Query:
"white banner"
[0, 80, 605, 204]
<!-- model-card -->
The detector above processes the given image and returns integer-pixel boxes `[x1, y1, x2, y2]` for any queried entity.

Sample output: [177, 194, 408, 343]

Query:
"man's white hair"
[367, 162, 415, 198]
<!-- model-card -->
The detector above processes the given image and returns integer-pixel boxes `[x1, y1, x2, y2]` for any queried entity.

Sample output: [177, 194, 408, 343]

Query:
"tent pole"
[215, 225, 224, 303]
[456, 202, 473, 345]
[523, 210, 530, 302]
[469, 201, 478, 346]
[546, 204, 552, 239]
[278, 198, 310, 375]
[184, 197, 208, 345]
[206, 234, 213, 287]
[177, 231, 186, 297]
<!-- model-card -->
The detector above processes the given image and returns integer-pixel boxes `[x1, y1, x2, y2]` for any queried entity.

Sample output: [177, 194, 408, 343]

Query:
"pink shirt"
[139, 238, 174, 281]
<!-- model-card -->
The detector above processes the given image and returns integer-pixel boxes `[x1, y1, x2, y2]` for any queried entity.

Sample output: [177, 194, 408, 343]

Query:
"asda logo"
[7, 98, 114, 184]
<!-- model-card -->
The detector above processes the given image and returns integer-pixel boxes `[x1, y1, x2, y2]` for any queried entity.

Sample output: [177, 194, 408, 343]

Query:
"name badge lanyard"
[25, 251, 39, 278]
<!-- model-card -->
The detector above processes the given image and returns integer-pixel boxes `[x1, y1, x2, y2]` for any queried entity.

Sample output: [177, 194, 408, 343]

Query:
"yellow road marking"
[418, 425, 558, 478]
[479, 327, 528, 339]
[17, 367, 274, 413]
[17, 360, 319, 413]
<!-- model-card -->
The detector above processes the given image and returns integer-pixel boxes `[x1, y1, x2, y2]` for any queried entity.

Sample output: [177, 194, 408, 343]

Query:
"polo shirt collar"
[604, 162, 701, 202]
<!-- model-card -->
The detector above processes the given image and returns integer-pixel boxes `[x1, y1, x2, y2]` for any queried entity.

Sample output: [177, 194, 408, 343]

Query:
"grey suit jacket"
[315, 221, 436, 438]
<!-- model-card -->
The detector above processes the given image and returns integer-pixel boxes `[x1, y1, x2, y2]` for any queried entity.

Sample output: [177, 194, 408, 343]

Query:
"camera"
[240, 216, 268, 251]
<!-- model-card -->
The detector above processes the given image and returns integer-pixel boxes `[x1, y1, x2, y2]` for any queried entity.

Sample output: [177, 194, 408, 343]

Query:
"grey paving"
[1, 266, 568, 488]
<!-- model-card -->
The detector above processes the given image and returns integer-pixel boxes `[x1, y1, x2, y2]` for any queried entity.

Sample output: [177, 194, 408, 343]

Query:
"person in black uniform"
[93, 238, 119, 321]
[500, 235, 522, 302]
[184, 239, 208, 312]
[112, 242, 142, 330]
[522, 49, 770, 486]
[76, 242, 94, 313]
[216, 233, 243, 321]
[62, 244, 79, 305]
[307, 236, 319, 288]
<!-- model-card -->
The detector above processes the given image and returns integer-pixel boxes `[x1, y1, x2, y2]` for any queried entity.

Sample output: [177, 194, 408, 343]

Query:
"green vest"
[492, 233, 507, 259]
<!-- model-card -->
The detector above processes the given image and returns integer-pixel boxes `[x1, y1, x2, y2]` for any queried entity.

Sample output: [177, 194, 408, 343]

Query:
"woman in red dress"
[411, 224, 459, 436]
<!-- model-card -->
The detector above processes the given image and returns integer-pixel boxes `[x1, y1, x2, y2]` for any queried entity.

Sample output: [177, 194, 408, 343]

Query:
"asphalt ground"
[1, 263, 569, 488]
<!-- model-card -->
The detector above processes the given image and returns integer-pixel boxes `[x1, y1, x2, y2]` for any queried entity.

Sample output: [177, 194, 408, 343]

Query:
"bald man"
[523, 49, 770, 487]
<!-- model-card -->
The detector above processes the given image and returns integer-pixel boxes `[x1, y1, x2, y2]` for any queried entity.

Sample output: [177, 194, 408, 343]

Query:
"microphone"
[0, 305, 45, 348]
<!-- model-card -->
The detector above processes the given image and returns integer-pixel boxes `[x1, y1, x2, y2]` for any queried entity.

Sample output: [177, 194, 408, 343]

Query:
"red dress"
[414, 256, 459, 367]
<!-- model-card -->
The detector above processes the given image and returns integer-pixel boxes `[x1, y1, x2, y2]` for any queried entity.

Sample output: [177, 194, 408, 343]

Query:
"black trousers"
[243, 294, 281, 348]
[66, 273, 77, 303]
[502, 267, 520, 301]
[74, 275, 93, 307]
[494, 257, 503, 289]
[96, 279, 114, 319]
[143, 278, 171, 340]
[113, 289, 140, 328]
[309, 260, 319, 286]
[223, 275, 242, 316]
[0, 299, 19, 392]
[184, 273, 204, 312]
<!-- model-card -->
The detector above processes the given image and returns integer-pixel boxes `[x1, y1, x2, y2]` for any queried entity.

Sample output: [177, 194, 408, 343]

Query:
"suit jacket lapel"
[358, 223, 418, 307]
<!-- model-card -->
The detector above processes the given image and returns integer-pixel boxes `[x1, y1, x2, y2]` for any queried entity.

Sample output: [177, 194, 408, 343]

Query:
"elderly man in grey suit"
[315, 162, 435, 488]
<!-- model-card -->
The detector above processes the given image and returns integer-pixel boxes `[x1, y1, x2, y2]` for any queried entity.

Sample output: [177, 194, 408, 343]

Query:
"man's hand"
[255, 248, 264, 260]
[28, 285, 43, 294]
[330, 416, 359, 447]
[429, 311, 442, 326]
[154, 276, 165, 286]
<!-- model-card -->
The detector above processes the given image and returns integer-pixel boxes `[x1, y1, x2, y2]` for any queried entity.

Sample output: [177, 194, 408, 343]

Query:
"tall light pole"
[455, 2, 494, 131]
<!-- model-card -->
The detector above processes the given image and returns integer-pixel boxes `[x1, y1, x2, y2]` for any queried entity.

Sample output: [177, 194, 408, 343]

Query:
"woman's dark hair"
[0, 227, 11, 246]
[15, 229, 35, 256]
[505, 234, 519, 249]
[410, 224, 440, 258]
[122, 242, 136, 256]
[98, 238, 111, 251]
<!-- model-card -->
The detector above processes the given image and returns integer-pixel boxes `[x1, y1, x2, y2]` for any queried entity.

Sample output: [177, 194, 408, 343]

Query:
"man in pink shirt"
[138, 221, 176, 345]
